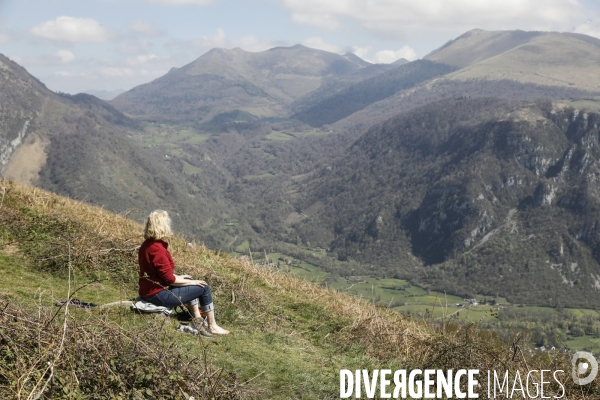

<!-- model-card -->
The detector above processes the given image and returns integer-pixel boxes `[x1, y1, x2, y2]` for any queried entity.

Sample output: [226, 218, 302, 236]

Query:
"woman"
[138, 210, 229, 336]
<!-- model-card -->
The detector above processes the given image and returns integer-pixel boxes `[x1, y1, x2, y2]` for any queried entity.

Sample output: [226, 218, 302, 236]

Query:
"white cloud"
[301, 37, 346, 53]
[292, 13, 340, 30]
[124, 53, 159, 67]
[372, 46, 417, 63]
[282, 0, 583, 36]
[0, 33, 9, 44]
[351, 45, 371, 59]
[55, 50, 75, 64]
[574, 19, 600, 39]
[230, 35, 281, 52]
[129, 20, 164, 37]
[31, 16, 113, 43]
[194, 28, 227, 48]
[118, 40, 153, 55]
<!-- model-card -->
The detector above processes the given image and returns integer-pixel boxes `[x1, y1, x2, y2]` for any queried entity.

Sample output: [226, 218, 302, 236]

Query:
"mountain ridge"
[289, 98, 600, 306]
[111, 44, 374, 121]
[426, 29, 600, 92]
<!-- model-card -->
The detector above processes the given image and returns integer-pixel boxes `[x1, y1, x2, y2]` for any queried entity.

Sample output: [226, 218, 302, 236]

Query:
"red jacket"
[138, 239, 176, 297]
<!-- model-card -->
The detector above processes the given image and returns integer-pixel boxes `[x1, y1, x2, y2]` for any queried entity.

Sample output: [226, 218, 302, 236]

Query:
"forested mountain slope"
[290, 98, 600, 307]
[0, 54, 230, 239]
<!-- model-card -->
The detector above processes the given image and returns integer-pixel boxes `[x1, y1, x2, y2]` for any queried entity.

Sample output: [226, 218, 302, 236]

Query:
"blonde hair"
[143, 210, 173, 240]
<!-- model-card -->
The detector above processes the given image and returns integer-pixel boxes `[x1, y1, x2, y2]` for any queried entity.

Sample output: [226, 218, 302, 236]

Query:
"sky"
[2, 0, 600, 94]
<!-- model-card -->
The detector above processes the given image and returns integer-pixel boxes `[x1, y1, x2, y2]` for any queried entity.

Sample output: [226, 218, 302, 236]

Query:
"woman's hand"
[171, 275, 207, 287]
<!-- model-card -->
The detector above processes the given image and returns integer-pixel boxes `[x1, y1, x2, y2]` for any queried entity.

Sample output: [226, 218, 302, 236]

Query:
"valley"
[5, 28, 600, 356]
[254, 248, 600, 352]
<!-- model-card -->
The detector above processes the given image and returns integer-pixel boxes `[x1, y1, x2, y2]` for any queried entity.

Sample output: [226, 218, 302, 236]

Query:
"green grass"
[269, 251, 475, 312]
[0, 252, 125, 306]
[299, 130, 333, 137]
[235, 240, 250, 252]
[7, 181, 600, 399]
[561, 99, 600, 113]
[0, 248, 400, 399]
[270, 253, 328, 283]
[244, 173, 274, 180]
[265, 131, 295, 141]
[4, 182, 599, 398]
[269, 252, 600, 340]
[566, 308, 600, 318]
[564, 336, 600, 352]
[138, 122, 213, 147]
[183, 161, 202, 175]
[184, 133, 212, 144]
[262, 130, 332, 142]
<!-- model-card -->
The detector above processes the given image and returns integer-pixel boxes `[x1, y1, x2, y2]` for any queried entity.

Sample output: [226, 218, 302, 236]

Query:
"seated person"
[138, 210, 229, 336]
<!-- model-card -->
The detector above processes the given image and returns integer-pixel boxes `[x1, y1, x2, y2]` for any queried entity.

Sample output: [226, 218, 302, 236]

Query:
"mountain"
[297, 29, 600, 136]
[424, 29, 543, 68]
[288, 97, 600, 307]
[293, 59, 457, 126]
[111, 45, 372, 121]
[0, 54, 230, 240]
[426, 29, 600, 91]
[0, 54, 50, 182]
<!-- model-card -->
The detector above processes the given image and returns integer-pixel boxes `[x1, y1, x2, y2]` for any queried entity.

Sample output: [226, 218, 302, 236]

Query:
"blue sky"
[2, 0, 600, 94]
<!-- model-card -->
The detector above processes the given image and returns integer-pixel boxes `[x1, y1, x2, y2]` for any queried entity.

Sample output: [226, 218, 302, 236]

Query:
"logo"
[571, 351, 598, 385]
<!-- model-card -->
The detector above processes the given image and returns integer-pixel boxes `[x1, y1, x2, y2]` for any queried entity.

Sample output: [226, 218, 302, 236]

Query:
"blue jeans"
[143, 285, 214, 313]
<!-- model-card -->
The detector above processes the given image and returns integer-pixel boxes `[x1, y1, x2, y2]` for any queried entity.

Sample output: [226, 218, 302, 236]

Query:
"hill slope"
[425, 29, 543, 68]
[0, 54, 52, 182]
[4, 181, 583, 398]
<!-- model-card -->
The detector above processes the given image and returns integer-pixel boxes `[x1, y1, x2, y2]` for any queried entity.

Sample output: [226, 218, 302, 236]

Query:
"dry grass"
[0, 298, 257, 399]
[1, 180, 600, 398]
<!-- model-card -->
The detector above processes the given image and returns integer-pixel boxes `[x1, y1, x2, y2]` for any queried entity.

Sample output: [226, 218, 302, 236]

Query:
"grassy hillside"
[426, 29, 600, 92]
[425, 29, 543, 68]
[0, 181, 594, 398]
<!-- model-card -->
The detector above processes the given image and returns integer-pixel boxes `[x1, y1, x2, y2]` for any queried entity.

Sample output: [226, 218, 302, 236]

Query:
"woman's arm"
[170, 275, 207, 287]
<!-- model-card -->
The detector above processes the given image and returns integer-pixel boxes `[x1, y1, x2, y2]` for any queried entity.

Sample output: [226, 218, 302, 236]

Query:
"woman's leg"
[192, 285, 229, 335]
[144, 285, 228, 334]
[144, 286, 208, 308]
[205, 310, 229, 335]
